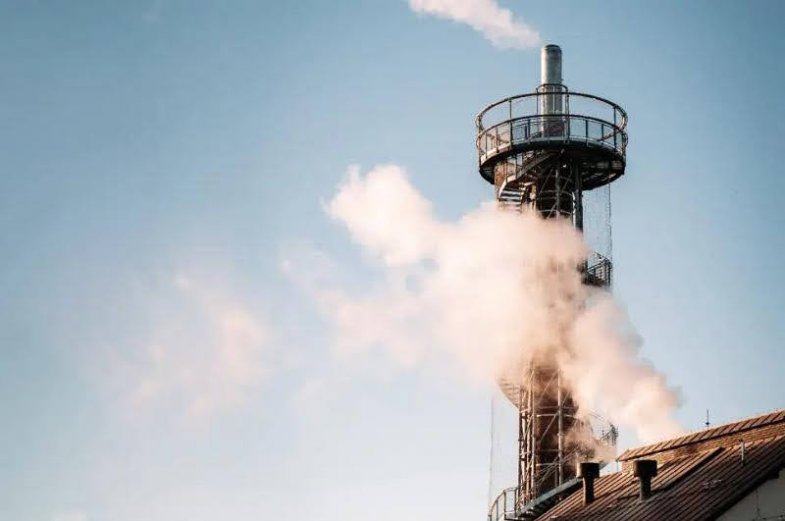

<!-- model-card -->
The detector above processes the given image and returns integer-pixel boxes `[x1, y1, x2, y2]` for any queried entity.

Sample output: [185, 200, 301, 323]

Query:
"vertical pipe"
[517, 386, 525, 507]
[633, 460, 658, 500]
[557, 374, 564, 485]
[584, 478, 595, 505]
[527, 372, 534, 503]
[578, 463, 600, 505]
[640, 477, 652, 500]
[575, 159, 584, 230]
[540, 44, 563, 86]
[540, 45, 564, 118]
[555, 166, 561, 218]
[488, 396, 494, 506]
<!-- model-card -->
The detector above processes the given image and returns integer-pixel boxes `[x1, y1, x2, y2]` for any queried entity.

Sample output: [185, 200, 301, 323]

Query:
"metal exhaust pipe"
[578, 462, 600, 505]
[541, 44, 563, 86]
[633, 459, 658, 500]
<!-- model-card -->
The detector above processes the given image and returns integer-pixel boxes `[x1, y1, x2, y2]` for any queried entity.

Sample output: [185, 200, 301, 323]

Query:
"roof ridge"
[706, 407, 785, 428]
[618, 408, 785, 461]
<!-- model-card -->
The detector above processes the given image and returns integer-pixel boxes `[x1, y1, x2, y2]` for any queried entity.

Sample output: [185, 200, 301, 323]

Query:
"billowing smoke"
[408, 0, 541, 50]
[313, 164, 682, 444]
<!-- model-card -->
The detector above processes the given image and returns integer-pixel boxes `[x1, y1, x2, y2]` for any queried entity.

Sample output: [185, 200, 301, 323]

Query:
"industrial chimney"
[540, 44, 562, 85]
[539, 44, 565, 116]
[478, 45, 627, 515]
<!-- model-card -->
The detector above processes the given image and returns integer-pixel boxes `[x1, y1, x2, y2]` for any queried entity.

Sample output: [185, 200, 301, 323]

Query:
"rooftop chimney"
[577, 462, 600, 505]
[633, 459, 658, 500]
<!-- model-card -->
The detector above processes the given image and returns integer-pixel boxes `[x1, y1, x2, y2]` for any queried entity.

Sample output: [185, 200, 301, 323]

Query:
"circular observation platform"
[476, 89, 628, 190]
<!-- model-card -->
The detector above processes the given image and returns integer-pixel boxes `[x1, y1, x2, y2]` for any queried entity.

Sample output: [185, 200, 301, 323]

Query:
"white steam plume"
[408, 0, 541, 49]
[310, 164, 682, 443]
[564, 295, 683, 442]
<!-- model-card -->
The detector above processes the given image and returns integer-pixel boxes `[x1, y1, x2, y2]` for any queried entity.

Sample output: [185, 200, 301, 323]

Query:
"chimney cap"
[578, 462, 600, 479]
[633, 459, 658, 478]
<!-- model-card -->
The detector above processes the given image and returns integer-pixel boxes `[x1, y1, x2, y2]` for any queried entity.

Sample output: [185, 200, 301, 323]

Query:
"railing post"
[613, 109, 618, 150]
[585, 118, 589, 144]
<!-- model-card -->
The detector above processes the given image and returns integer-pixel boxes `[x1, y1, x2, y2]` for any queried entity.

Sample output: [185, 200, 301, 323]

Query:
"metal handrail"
[476, 90, 628, 132]
[487, 486, 518, 521]
[585, 253, 613, 287]
[487, 412, 618, 521]
[476, 113, 627, 164]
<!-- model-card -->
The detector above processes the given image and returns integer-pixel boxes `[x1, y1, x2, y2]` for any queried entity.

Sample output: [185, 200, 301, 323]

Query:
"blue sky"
[2, 1, 785, 520]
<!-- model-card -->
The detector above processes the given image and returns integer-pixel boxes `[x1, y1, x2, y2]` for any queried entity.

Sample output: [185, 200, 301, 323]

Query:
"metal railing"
[585, 252, 613, 287]
[478, 114, 627, 165]
[476, 91, 627, 166]
[487, 412, 618, 521]
[488, 486, 518, 521]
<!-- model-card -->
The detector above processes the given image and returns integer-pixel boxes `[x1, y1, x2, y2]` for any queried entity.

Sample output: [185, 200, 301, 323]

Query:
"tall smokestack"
[539, 44, 565, 120]
[476, 41, 630, 509]
[540, 44, 563, 86]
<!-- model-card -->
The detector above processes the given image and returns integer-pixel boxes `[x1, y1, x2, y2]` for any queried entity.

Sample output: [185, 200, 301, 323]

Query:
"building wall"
[717, 469, 785, 520]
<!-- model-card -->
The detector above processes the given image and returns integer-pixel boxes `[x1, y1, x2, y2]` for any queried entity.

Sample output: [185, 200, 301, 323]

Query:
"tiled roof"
[537, 435, 785, 521]
[618, 409, 785, 461]
[535, 409, 785, 521]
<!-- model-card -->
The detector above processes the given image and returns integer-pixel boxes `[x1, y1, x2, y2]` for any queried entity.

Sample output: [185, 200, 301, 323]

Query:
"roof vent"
[577, 462, 600, 505]
[633, 459, 658, 500]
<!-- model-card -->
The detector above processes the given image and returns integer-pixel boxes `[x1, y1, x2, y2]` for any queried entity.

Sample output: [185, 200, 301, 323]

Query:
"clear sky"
[2, 1, 784, 521]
